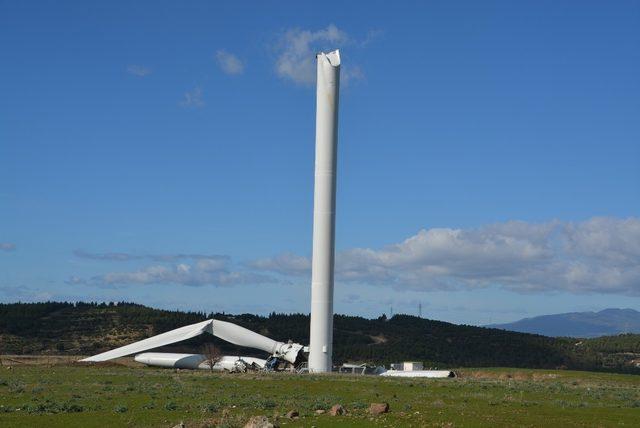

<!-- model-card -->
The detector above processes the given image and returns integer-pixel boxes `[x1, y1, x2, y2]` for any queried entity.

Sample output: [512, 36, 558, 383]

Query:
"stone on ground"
[329, 404, 346, 416]
[284, 410, 299, 419]
[369, 402, 390, 415]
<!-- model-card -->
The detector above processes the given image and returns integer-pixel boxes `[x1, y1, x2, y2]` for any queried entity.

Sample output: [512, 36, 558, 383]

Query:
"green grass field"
[0, 362, 639, 427]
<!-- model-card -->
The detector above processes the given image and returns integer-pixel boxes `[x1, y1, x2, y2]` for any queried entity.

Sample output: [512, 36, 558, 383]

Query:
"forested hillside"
[1, 302, 638, 374]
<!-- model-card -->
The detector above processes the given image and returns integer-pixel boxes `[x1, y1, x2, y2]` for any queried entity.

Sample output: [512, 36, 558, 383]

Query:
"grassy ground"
[0, 359, 639, 427]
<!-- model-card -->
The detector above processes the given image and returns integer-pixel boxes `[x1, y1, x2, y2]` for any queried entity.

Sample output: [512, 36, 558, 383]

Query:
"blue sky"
[1, 0, 639, 325]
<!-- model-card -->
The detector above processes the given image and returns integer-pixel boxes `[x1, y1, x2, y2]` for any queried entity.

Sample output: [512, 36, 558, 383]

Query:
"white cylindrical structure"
[309, 50, 341, 373]
[134, 352, 207, 369]
[134, 353, 267, 371]
[211, 319, 279, 355]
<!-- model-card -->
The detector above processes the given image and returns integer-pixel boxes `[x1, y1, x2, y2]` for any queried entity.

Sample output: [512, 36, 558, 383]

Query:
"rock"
[369, 402, 390, 415]
[171, 423, 185, 428]
[244, 415, 276, 428]
[329, 404, 346, 416]
[315, 409, 325, 414]
[285, 410, 299, 419]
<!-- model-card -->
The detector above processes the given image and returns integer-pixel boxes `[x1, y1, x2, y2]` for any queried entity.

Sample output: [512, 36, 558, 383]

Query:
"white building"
[402, 361, 424, 371]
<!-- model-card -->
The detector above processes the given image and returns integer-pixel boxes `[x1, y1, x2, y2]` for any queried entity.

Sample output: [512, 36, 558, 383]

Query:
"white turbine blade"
[380, 370, 455, 378]
[211, 319, 279, 355]
[80, 319, 214, 362]
[133, 353, 268, 371]
[210, 320, 303, 364]
[134, 352, 207, 369]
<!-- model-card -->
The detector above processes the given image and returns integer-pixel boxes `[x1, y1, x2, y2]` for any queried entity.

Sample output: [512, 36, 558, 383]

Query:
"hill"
[1, 302, 639, 373]
[489, 308, 640, 338]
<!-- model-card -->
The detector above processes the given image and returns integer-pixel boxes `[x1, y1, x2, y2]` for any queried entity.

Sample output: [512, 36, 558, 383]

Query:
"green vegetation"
[0, 364, 639, 427]
[1, 302, 639, 373]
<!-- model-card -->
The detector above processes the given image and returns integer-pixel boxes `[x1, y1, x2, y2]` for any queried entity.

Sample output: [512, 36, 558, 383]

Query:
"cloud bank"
[74, 250, 227, 263]
[69, 254, 273, 288]
[68, 217, 639, 295]
[0, 243, 16, 251]
[0, 285, 53, 301]
[251, 217, 640, 296]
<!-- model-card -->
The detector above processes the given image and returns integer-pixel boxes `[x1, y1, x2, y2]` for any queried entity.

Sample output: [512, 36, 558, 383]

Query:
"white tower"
[308, 50, 341, 373]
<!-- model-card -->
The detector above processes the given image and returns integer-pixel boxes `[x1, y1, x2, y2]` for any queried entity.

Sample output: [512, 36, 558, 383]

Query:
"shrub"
[9, 380, 26, 393]
[201, 403, 219, 413]
[164, 401, 179, 411]
[257, 399, 277, 410]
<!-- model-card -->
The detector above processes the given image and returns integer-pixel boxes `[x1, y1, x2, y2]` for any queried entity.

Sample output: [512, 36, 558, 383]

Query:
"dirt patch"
[368, 334, 388, 344]
[0, 355, 141, 367]
[460, 370, 534, 381]
[532, 373, 559, 380]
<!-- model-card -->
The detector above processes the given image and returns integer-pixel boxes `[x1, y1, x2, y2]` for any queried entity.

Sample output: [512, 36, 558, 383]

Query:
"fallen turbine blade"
[79, 319, 214, 362]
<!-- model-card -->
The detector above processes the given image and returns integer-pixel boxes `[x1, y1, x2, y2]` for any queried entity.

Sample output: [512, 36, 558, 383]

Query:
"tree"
[202, 343, 222, 372]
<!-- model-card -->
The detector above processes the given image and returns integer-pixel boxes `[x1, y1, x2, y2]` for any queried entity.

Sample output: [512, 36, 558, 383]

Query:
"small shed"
[403, 361, 423, 371]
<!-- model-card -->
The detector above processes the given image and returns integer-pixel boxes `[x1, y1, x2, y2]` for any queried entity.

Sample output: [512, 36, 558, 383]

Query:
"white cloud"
[360, 29, 384, 47]
[215, 50, 244, 75]
[68, 255, 274, 288]
[180, 86, 204, 108]
[273, 24, 364, 86]
[74, 250, 228, 263]
[563, 217, 640, 265]
[0, 243, 15, 251]
[69, 217, 640, 295]
[250, 217, 640, 296]
[126, 65, 152, 77]
[341, 65, 365, 85]
[248, 252, 311, 275]
[0, 285, 53, 301]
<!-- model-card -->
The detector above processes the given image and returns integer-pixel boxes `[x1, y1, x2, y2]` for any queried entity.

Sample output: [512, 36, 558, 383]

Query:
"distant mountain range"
[489, 308, 640, 338]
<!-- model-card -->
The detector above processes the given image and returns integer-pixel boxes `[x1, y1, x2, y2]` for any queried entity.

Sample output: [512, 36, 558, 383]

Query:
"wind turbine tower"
[308, 50, 341, 373]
